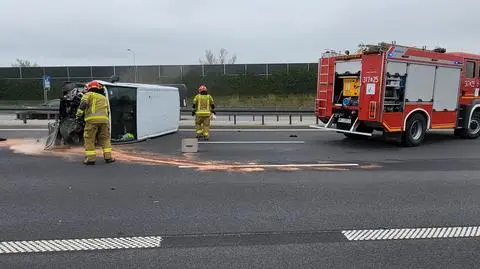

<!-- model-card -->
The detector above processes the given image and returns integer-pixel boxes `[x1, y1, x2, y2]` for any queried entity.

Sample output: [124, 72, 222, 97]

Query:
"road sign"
[43, 75, 51, 90]
[43, 75, 51, 103]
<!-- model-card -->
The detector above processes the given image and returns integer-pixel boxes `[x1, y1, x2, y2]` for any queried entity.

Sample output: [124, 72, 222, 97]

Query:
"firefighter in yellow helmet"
[75, 80, 115, 165]
[192, 85, 215, 139]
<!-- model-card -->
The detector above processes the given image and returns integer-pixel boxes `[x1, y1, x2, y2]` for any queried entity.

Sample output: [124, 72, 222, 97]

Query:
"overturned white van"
[100, 81, 180, 143]
[45, 81, 180, 149]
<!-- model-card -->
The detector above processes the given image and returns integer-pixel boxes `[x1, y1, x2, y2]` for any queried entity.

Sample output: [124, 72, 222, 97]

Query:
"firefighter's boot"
[83, 158, 95, 165]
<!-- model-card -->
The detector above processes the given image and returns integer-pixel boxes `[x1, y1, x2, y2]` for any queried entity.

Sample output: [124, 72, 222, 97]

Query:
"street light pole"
[127, 48, 137, 83]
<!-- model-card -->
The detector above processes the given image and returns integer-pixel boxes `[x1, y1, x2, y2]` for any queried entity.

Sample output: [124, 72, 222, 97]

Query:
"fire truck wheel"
[402, 113, 427, 147]
[457, 110, 480, 139]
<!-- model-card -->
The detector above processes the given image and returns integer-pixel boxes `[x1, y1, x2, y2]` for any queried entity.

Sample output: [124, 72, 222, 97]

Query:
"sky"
[0, 0, 478, 67]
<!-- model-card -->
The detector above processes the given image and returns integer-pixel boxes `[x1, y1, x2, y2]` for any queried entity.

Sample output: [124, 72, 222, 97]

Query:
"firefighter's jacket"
[192, 94, 215, 116]
[76, 91, 110, 123]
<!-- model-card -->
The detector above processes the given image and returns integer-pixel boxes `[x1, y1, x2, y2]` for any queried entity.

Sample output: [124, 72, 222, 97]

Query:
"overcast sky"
[0, 0, 477, 67]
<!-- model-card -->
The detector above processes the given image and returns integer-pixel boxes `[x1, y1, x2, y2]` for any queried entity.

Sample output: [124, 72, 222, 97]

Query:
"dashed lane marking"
[179, 128, 326, 132]
[0, 128, 322, 132]
[0, 128, 48, 131]
[178, 163, 359, 169]
[0, 236, 162, 254]
[198, 140, 305, 144]
[0, 128, 455, 133]
[342, 226, 480, 241]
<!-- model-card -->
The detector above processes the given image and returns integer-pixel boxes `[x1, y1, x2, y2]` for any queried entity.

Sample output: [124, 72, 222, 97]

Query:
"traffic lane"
[3, 149, 480, 242]
[2, 238, 480, 269]
[0, 131, 47, 139]
[0, 126, 47, 130]
[127, 130, 480, 165]
[3, 128, 480, 171]
[3, 127, 474, 164]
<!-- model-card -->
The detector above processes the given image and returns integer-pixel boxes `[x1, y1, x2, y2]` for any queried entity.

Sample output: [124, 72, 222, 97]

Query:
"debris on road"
[1, 138, 381, 173]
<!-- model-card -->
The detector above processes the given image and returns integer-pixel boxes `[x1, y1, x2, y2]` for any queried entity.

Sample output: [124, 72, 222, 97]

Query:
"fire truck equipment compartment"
[341, 76, 360, 97]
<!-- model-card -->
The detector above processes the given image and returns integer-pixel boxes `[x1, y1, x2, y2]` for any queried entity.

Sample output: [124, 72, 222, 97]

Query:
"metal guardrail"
[180, 108, 317, 125]
[0, 106, 319, 125]
[0, 106, 59, 123]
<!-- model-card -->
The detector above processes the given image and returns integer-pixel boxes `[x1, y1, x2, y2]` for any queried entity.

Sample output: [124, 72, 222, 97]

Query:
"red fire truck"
[311, 42, 480, 146]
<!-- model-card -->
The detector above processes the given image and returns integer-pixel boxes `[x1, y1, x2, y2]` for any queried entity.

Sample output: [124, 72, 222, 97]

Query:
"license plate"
[337, 118, 351, 124]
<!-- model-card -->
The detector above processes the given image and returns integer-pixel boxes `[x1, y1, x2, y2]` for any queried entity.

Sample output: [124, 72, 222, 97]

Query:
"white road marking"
[0, 128, 48, 131]
[0, 128, 323, 132]
[342, 226, 480, 241]
[178, 163, 359, 169]
[179, 128, 325, 132]
[0, 128, 455, 133]
[0, 236, 162, 254]
[198, 140, 305, 144]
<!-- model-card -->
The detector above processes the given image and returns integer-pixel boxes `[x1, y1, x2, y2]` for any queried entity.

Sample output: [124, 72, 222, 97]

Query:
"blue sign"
[43, 75, 51, 89]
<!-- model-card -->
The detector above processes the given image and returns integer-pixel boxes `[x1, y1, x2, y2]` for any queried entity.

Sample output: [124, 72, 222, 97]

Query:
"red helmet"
[198, 85, 207, 93]
[86, 80, 103, 91]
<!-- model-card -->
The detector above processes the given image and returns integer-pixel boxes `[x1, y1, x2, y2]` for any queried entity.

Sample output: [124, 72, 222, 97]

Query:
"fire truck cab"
[311, 42, 480, 146]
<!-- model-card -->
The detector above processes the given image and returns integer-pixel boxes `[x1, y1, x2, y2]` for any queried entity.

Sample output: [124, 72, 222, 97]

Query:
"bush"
[0, 68, 318, 104]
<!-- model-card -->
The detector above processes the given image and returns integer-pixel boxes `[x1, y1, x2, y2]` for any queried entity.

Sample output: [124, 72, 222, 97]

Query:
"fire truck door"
[463, 60, 477, 98]
[476, 61, 480, 97]
[431, 66, 462, 128]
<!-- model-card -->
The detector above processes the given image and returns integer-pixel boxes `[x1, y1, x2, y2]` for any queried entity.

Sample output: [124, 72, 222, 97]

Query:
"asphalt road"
[1, 128, 480, 268]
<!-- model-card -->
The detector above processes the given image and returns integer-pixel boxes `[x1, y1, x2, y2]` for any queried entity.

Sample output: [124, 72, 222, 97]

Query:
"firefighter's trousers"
[195, 115, 211, 138]
[83, 121, 113, 162]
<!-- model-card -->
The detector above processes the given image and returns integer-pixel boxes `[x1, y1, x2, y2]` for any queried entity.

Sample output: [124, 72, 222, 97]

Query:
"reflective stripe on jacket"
[193, 94, 214, 116]
[76, 92, 110, 123]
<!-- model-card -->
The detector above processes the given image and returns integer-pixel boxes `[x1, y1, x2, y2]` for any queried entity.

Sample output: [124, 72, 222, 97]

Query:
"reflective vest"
[193, 94, 214, 116]
[76, 92, 110, 123]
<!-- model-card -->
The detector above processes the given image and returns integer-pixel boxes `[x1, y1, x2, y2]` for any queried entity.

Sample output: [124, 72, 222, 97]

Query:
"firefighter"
[192, 85, 215, 139]
[75, 80, 115, 165]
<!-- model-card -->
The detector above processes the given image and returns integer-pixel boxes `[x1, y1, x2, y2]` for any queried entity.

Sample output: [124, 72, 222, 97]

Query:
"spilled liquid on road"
[0, 138, 379, 172]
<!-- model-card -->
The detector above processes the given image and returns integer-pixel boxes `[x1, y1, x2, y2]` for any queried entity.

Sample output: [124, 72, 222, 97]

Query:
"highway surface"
[1, 126, 480, 268]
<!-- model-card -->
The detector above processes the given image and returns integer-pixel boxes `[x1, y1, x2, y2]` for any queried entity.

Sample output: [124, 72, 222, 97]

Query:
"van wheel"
[457, 110, 480, 139]
[402, 113, 427, 147]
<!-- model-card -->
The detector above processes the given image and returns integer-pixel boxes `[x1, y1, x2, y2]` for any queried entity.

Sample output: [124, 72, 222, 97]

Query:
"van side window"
[466, 61, 475, 78]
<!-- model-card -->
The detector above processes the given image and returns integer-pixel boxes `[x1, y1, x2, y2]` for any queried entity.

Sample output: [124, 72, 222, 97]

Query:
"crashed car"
[45, 82, 87, 149]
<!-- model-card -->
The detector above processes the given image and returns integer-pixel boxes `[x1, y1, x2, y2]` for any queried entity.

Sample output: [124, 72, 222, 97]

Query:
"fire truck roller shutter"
[404, 64, 435, 103]
[335, 61, 361, 75]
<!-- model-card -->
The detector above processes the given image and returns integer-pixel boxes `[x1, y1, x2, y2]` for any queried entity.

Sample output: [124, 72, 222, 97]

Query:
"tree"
[199, 48, 237, 64]
[12, 58, 39, 67]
